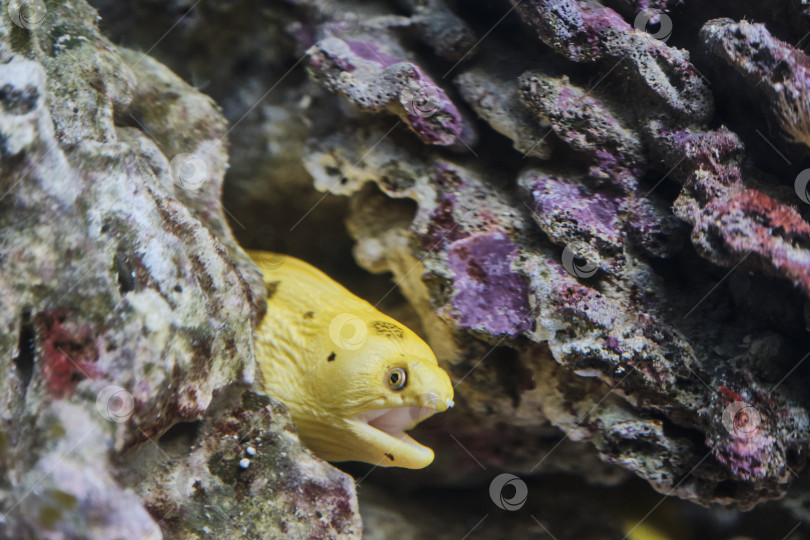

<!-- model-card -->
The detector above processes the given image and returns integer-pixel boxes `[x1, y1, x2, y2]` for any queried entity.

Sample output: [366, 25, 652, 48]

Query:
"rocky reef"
[3, 0, 810, 537]
[0, 1, 358, 537]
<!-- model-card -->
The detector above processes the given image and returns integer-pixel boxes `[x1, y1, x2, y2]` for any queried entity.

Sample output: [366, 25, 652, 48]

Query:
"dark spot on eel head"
[327, 352, 336, 362]
[265, 280, 280, 299]
[370, 321, 404, 340]
[304, 311, 314, 319]
[384, 453, 394, 461]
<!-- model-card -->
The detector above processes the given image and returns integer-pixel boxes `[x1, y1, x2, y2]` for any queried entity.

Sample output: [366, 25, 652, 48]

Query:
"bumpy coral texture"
[290, 0, 810, 513]
[0, 1, 360, 538]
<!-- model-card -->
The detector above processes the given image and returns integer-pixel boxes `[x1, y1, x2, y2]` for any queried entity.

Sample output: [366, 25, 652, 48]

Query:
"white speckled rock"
[0, 1, 360, 537]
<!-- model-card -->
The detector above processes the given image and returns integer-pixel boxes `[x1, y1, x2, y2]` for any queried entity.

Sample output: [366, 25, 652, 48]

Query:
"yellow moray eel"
[248, 250, 454, 469]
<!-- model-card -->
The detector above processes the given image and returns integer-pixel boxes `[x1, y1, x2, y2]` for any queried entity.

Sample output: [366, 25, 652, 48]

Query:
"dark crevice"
[159, 420, 202, 455]
[492, 347, 535, 408]
[712, 479, 738, 499]
[115, 251, 138, 294]
[657, 413, 711, 454]
[13, 310, 35, 391]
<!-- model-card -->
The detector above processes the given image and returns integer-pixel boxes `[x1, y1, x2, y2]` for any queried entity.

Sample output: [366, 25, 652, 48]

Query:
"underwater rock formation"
[256, 0, 810, 513]
[306, 37, 464, 146]
[293, 0, 810, 516]
[120, 389, 360, 539]
[0, 1, 359, 537]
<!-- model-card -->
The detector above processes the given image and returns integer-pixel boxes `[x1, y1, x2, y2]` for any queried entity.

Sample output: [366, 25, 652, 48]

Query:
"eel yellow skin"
[622, 521, 679, 540]
[248, 250, 454, 469]
[617, 492, 691, 540]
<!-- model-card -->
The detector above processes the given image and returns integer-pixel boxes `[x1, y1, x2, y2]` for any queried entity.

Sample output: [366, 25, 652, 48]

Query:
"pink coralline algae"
[515, 0, 713, 120]
[708, 384, 790, 484]
[522, 175, 623, 251]
[650, 121, 810, 294]
[294, 0, 810, 514]
[519, 73, 644, 193]
[704, 189, 810, 294]
[37, 311, 102, 399]
[447, 232, 534, 338]
[306, 37, 463, 145]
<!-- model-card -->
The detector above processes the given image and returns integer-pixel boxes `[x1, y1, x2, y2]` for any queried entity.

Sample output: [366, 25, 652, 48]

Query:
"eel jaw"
[349, 406, 440, 469]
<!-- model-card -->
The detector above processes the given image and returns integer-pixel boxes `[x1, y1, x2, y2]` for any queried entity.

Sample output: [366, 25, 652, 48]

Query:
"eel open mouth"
[349, 405, 446, 468]
[356, 406, 438, 437]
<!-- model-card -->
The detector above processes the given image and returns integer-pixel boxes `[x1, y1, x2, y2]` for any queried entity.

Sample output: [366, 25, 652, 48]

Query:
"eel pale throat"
[249, 250, 455, 469]
[350, 403, 451, 462]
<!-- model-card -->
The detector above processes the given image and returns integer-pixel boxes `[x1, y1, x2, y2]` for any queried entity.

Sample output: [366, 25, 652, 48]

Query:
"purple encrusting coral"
[296, 0, 810, 514]
[649, 120, 810, 295]
[519, 73, 644, 193]
[515, 0, 713, 120]
[526, 176, 622, 249]
[517, 73, 682, 258]
[447, 232, 534, 338]
[706, 384, 794, 484]
[306, 37, 463, 145]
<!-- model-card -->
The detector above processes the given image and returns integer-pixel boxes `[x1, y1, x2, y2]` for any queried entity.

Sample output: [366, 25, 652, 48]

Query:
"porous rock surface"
[0, 0, 360, 538]
[290, 0, 810, 513]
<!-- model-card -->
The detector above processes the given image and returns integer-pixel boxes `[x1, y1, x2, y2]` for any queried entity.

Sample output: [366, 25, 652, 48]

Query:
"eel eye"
[386, 367, 407, 391]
